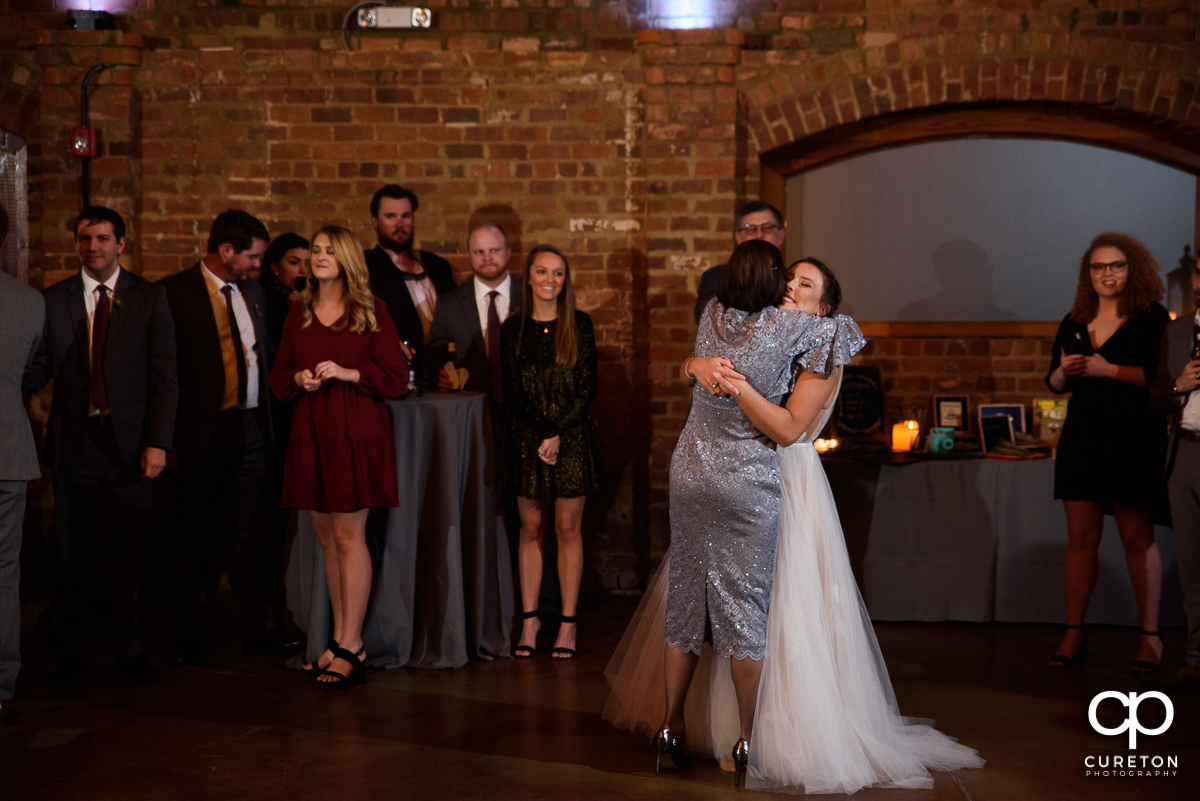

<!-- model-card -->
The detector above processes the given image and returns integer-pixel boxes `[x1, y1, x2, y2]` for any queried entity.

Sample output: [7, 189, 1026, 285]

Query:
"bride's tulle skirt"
[603, 443, 984, 794]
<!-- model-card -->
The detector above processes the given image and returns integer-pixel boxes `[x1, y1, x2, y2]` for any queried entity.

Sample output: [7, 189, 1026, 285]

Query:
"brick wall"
[5, 0, 1200, 592]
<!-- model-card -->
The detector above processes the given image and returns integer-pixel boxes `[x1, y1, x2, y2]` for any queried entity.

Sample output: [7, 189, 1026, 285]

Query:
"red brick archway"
[738, 32, 1200, 220]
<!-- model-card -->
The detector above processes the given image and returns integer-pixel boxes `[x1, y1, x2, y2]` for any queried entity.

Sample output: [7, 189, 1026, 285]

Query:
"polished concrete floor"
[3, 601, 1198, 800]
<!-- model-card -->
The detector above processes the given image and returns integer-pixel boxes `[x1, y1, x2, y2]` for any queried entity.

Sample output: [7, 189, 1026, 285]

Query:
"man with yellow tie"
[160, 209, 296, 665]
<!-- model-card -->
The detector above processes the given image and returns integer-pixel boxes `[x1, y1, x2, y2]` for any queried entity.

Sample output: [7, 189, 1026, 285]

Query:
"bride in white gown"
[603, 259, 984, 794]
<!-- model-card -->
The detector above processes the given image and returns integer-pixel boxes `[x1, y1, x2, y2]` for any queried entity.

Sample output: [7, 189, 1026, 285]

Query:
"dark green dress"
[502, 310, 600, 499]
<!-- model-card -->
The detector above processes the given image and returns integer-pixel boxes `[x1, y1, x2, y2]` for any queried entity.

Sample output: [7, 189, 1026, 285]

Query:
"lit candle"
[892, 420, 919, 452]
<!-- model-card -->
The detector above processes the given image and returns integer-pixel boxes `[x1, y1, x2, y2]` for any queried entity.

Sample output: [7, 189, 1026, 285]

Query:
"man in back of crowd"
[693, 200, 786, 323]
[364, 184, 455, 378]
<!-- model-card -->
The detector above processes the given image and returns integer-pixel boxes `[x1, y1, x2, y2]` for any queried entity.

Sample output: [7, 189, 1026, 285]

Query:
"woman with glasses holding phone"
[1045, 233, 1170, 674]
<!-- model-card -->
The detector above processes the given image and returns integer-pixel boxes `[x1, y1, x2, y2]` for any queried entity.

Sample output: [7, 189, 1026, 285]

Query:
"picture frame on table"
[1032, 398, 1068, 443]
[934, 395, 969, 430]
[978, 403, 1026, 435]
[978, 414, 1016, 454]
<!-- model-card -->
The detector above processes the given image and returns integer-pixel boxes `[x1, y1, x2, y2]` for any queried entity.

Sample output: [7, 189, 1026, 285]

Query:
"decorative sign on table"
[836, 366, 884, 437]
[934, 395, 969, 430]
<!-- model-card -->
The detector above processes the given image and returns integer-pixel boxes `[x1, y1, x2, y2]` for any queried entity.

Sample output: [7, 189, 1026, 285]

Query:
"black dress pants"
[170, 408, 269, 646]
[55, 417, 153, 660]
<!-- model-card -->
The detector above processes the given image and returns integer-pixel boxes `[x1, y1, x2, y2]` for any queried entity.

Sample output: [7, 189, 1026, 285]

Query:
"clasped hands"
[1059, 348, 1118, 380]
[690, 356, 747, 397]
[295, 360, 359, 392]
[538, 435, 560, 466]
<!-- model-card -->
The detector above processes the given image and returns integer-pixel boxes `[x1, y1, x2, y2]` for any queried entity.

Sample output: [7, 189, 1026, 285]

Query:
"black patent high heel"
[1133, 630, 1163, 675]
[732, 737, 750, 787]
[653, 726, 693, 774]
[1048, 624, 1087, 670]
[514, 610, 540, 658]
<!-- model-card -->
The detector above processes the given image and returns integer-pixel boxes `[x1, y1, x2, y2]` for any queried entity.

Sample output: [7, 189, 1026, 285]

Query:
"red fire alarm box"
[70, 126, 97, 157]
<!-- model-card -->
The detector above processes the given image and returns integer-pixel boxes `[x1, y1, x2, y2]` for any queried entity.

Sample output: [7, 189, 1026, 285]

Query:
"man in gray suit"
[427, 222, 523, 432]
[0, 204, 45, 718]
[1149, 257, 1200, 687]
[24, 206, 178, 686]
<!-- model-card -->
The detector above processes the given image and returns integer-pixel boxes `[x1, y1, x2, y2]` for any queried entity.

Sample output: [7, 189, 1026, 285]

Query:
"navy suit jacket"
[24, 269, 178, 472]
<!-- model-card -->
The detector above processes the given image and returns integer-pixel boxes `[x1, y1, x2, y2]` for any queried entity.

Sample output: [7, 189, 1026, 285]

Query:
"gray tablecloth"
[861, 457, 1185, 625]
[284, 392, 514, 669]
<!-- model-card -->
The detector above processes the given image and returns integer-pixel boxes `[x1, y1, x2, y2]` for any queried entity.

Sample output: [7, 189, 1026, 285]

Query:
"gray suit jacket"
[1149, 315, 1195, 477]
[426, 275, 523, 398]
[0, 272, 45, 481]
[24, 270, 178, 472]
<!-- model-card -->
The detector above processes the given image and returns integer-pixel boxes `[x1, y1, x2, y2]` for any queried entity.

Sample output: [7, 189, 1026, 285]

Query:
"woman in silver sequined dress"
[607, 257, 984, 793]
[655, 241, 856, 781]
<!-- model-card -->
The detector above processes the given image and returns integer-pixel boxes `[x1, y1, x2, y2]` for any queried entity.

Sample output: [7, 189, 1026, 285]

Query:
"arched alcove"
[756, 102, 1200, 335]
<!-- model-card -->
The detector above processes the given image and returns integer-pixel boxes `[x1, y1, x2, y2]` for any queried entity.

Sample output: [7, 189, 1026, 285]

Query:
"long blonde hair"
[300, 225, 378, 334]
[520, 244, 578, 368]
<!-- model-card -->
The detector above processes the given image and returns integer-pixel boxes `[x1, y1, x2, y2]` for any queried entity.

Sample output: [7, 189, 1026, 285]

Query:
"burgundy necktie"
[487, 290, 503, 403]
[91, 284, 110, 410]
[220, 284, 249, 406]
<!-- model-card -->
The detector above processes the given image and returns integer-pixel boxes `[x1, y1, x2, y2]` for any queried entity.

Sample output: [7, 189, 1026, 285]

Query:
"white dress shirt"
[201, 264, 260, 410]
[1182, 310, 1200, 432]
[473, 274, 512, 353]
[81, 267, 121, 415]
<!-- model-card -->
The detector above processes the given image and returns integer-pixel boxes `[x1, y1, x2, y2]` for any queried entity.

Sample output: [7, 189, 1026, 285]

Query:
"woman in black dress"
[503, 244, 599, 660]
[1045, 232, 1169, 673]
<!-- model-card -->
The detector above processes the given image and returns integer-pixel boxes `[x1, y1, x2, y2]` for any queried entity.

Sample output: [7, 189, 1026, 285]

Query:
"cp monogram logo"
[1088, 691, 1174, 749]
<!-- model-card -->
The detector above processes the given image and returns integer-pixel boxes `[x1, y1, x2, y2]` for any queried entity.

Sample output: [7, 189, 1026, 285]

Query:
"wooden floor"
[3, 598, 1198, 800]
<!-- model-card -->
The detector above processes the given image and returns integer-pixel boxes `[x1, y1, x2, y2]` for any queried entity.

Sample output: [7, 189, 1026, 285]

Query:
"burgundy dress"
[268, 298, 409, 512]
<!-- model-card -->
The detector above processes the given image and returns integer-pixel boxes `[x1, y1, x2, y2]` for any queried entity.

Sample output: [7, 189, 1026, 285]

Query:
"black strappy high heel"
[300, 638, 337, 679]
[317, 645, 366, 691]
[514, 610, 539, 658]
[732, 737, 750, 787]
[1048, 624, 1088, 670]
[653, 726, 693, 774]
[1134, 630, 1163, 675]
[550, 614, 577, 660]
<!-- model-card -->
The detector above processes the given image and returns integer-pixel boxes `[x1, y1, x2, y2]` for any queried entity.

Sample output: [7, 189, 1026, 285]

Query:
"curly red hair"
[1068, 232, 1163, 324]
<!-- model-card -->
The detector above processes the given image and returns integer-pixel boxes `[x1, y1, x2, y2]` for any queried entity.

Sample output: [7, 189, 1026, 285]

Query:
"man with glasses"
[693, 201, 786, 324]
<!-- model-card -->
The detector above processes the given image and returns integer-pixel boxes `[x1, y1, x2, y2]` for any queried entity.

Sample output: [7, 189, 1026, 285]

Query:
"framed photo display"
[978, 403, 1026, 435]
[934, 396, 969, 430]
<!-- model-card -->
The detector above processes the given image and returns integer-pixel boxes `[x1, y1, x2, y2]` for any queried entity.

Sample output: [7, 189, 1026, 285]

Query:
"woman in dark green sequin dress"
[502, 244, 599, 661]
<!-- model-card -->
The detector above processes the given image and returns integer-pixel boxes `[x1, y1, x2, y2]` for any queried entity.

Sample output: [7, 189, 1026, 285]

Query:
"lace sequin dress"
[663, 301, 860, 660]
[501, 310, 600, 499]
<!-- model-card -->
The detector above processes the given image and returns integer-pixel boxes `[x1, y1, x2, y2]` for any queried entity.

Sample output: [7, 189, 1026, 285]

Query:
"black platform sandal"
[317, 646, 365, 691]
[300, 639, 337, 679]
[1048, 624, 1088, 670]
[514, 610, 539, 659]
[1133, 630, 1163, 675]
[550, 614, 577, 660]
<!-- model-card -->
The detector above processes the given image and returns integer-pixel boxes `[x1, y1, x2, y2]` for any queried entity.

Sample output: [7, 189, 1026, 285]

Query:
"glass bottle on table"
[447, 341, 461, 391]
